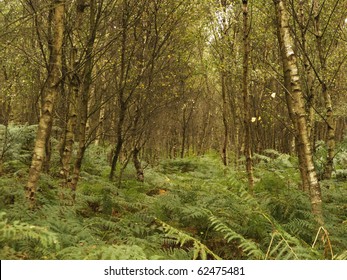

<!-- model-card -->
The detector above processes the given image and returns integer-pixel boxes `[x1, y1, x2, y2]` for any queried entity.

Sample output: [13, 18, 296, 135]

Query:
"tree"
[26, 0, 65, 208]
[59, 0, 86, 186]
[273, 0, 323, 225]
[312, 0, 336, 179]
[108, 0, 195, 180]
[242, 0, 254, 192]
[69, 0, 102, 194]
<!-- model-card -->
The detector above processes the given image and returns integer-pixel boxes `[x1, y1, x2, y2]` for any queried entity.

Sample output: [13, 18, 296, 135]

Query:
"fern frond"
[58, 244, 147, 260]
[266, 229, 320, 260]
[266, 231, 299, 259]
[208, 215, 265, 259]
[156, 219, 221, 260]
[151, 247, 193, 260]
[334, 250, 347, 260]
[0, 212, 58, 247]
[87, 244, 148, 260]
[0, 212, 59, 259]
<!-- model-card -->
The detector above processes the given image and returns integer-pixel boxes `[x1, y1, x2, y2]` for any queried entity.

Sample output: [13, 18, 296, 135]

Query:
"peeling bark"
[274, 0, 324, 225]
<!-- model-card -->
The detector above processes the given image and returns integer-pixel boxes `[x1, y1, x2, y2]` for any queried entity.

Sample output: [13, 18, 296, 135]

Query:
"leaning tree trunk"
[274, 0, 324, 225]
[26, 0, 65, 209]
[275, 0, 309, 192]
[242, 0, 254, 193]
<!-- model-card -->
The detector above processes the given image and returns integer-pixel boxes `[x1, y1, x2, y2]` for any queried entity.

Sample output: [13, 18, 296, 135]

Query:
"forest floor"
[1, 145, 347, 260]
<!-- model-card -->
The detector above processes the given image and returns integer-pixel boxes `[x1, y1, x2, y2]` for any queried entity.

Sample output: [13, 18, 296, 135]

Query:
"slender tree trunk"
[26, 0, 65, 208]
[0, 125, 8, 175]
[43, 121, 53, 173]
[242, 0, 254, 193]
[197, 111, 210, 156]
[274, 0, 323, 225]
[230, 97, 241, 169]
[181, 109, 187, 159]
[69, 89, 88, 193]
[275, 1, 309, 192]
[221, 72, 228, 166]
[219, 1, 230, 167]
[109, 3, 129, 181]
[312, 0, 336, 179]
[322, 85, 335, 179]
[60, 63, 79, 184]
[298, 0, 315, 148]
[0, 67, 12, 175]
[109, 101, 126, 180]
[69, 0, 98, 193]
[94, 92, 105, 146]
[69, 71, 92, 193]
[133, 146, 144, 182]
[60, 0, 85, 185]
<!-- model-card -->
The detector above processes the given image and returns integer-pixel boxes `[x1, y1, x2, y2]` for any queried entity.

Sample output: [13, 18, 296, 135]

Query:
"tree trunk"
[274, 0, 324, 225]
[109, 3, 129, 180]
[274, 1, 309, 192]
[60, 0, 85, 185]
[133, 147, 144, 182]
[312, 0, 336, 179]
[26, 0, 65, 209]
[181, 105, 187, 159]
[242, 0, 254, 193]
[69, 0, 98, 194]
[60, 67, 79, 184]
[94, 91, 105, 146]
[322, 85, 335, 179]
[109, 101, 126, 180]
[221, 72, 228, 166]
[42, 122, 53, 174]
[298, 0, 315, 148]
[0, 68, 12, 175]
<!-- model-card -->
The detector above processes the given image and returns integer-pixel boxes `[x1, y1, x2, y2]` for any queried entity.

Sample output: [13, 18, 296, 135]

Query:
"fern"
[0, 146, 346, 260]
[151, 247, 193, 260]
[334, 250, 347, 260]
[208, 215, 265, 259]
[58, 244, 148, 260]
[265, 230, 319, 260]
[156, 219, 221, 260]
[0, 212, 59, 259]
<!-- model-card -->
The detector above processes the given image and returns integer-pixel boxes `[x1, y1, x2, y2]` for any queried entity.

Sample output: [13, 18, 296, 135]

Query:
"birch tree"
[274, 0, 323, 225]
[26, 0, 65, 208]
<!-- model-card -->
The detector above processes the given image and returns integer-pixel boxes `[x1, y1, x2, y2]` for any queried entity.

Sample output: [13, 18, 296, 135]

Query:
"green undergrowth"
[0, 148, 346, 260]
